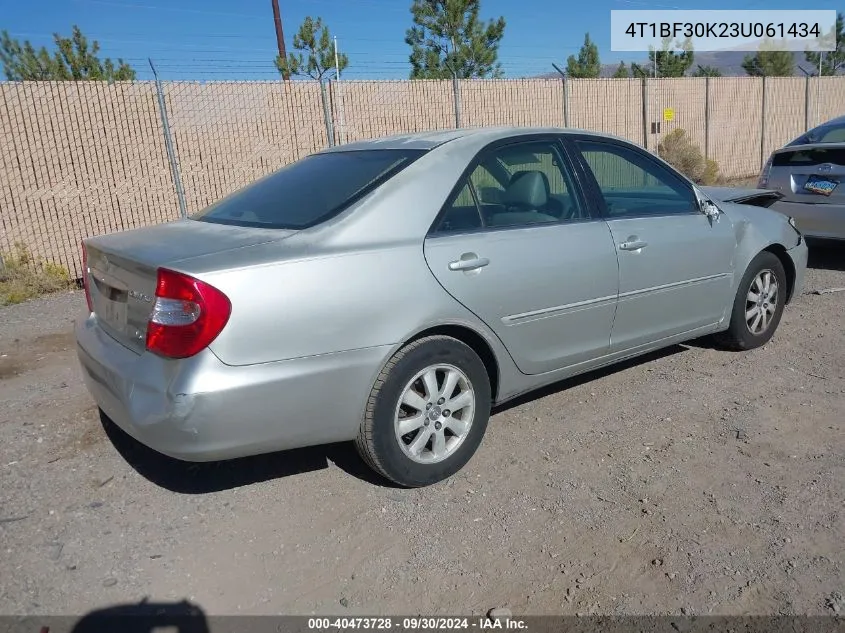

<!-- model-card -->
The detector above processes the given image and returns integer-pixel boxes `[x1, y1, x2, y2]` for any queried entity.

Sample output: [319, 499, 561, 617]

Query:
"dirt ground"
[1, 243, 843, 619]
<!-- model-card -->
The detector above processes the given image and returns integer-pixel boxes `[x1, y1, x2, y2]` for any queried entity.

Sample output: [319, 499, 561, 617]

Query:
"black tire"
[355, 335, 492, 487]
[715, 251, 787, 351]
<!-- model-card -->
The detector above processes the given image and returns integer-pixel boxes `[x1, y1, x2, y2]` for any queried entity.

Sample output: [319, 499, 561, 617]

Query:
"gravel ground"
[1, 244, 843, 619]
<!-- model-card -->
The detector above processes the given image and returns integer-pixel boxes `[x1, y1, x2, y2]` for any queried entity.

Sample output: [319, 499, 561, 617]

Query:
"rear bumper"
[770, 199, 845, 240]
[76, 315, 391, 462]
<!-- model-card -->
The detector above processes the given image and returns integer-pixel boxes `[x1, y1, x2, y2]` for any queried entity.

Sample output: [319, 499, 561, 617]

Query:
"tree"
[692, 64, 722, 77]
[805, 12, 844, 75]
[611, 61, 629, 78]
[631, 37, 694, 78]
[742, 40, 794, 76]
[0, 26, 135, 81]
[275, 16, 348, 81]
[566, 33, 600, 78]
[405, 0, 506, 79]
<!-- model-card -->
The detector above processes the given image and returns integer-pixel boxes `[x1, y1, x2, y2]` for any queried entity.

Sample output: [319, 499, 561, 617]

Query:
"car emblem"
[129, 289, 153, 303]
[818, 164, 833, 173]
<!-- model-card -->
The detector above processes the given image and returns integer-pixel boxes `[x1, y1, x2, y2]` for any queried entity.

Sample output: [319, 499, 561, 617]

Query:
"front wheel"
[355, 336, 492, 487]
[715, 251, 787, 351]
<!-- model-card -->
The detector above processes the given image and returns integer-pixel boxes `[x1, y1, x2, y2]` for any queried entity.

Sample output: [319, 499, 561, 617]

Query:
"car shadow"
[102, 346, 687, 493]
[806, 238, 845, 272]
[99, 410, 392, 494]
[492, 344, 685, 414]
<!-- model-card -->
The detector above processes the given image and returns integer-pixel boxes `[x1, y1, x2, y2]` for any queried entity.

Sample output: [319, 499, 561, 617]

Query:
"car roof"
[319, 126, 631, 153]
[816, 114, 845, 128]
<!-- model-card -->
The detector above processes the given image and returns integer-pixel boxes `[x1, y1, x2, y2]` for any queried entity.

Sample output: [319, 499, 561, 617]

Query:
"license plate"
[804, 175, 838, 196]
[100, 299, 127, 325]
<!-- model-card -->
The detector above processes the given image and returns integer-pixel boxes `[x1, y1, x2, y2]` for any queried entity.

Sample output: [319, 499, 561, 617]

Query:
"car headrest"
[503, 171, 549, 208]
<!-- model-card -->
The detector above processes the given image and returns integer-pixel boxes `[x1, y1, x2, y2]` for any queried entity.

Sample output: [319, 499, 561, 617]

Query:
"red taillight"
[758, 155, 773, 188]
[81, 241, 93, 313]
[145, 268, 231, 359]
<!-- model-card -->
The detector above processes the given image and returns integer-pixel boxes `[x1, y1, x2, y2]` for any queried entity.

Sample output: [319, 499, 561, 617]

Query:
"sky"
[1, 0, 842, 81]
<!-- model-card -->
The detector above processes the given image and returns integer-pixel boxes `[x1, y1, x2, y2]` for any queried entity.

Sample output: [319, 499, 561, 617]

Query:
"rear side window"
[193, 149, 425, 229]
[789, 122, 845, 146]
[772, 148, 845, 167]
[818, 127, 845, 143]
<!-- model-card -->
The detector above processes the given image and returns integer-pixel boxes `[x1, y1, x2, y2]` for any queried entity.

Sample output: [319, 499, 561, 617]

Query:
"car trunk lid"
[766, 144, 845, 205]
[83, 220, 293, 353]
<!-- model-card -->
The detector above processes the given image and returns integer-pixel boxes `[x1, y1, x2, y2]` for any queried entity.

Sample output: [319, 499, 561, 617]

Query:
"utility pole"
[272, 0, 289, 80]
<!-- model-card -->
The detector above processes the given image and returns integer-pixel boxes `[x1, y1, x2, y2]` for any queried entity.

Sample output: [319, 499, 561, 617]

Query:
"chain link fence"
[1, 77, 843, 278]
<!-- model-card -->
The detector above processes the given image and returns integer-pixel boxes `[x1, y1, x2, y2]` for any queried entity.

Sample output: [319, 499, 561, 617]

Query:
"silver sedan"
[76, 127, 808, 487]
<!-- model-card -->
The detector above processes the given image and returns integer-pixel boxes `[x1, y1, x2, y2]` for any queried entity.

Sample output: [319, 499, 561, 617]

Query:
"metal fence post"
[335, 79, 347, 146]
[641, 77, 649, 152]
[562, 77, 570, 128]
[452, 73, 462, 129]
[804, 75, 811, 131]
[149, 59, 187, 220]
[760, 76, 767, 170]
[321, 81, 335, 147]
[550, 64, 569, 127]
[704, 76, 710, 161]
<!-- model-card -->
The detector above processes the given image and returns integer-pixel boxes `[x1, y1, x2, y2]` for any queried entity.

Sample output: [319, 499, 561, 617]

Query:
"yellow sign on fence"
[663, 108, 675, 122]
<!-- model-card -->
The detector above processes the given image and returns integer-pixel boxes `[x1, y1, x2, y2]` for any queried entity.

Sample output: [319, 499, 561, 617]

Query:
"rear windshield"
[193, 149, 425, 229]
[788, 123, 845, 146]
[772, 147, 845, 167]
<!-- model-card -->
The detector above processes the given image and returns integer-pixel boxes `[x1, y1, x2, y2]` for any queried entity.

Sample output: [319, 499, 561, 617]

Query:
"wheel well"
[407, 325, 500, 402]
[764, 244, 796, 304]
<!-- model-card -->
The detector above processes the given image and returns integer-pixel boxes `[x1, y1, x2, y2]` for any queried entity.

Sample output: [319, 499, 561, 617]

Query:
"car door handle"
[618, 239, 648, 251]
[449, 256, 490, 271]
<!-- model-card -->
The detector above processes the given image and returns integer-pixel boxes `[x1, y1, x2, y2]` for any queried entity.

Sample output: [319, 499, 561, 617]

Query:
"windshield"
[193, 149, 426, 229]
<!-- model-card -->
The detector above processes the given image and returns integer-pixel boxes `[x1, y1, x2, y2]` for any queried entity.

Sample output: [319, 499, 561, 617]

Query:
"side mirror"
[699, 198, 721, 221]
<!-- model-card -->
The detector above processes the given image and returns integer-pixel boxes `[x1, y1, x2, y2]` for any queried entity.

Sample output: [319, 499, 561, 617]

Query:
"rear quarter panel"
[191, 240, 508, 369]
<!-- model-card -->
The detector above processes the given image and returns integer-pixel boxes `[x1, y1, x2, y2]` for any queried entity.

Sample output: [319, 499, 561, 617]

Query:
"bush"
[0, 243, 73, 306]
[703, 159, 721, 185]
[657, 128, 722, 185]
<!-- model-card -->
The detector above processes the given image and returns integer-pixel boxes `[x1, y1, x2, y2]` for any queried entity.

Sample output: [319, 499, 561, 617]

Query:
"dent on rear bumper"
[75, 316, 392, 461]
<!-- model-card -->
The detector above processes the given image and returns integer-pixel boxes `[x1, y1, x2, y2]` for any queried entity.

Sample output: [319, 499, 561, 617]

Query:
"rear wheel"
[716, 251, 787, 351]
[355, 336, 491, 487]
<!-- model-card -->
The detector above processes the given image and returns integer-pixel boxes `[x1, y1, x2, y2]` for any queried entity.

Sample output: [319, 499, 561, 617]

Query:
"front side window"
[435, 141, 586, 233]
[194, 149, 424, 229]
[575, 141, 697, 218]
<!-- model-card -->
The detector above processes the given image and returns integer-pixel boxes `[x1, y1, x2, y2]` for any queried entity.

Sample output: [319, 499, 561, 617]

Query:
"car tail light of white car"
[81, 241, 94, 313]
[145, 268, 232, 359]
[758, 154, 773, 188]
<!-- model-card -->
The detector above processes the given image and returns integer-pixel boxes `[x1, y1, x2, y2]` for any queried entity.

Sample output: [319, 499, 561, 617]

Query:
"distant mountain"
[540, 51, 822, 78]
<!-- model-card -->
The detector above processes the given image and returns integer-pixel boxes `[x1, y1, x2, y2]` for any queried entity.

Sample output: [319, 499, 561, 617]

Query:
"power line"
[72, 0, 267, 19]
[6, 31, 586, 53]
[302, 0, 409, 11]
